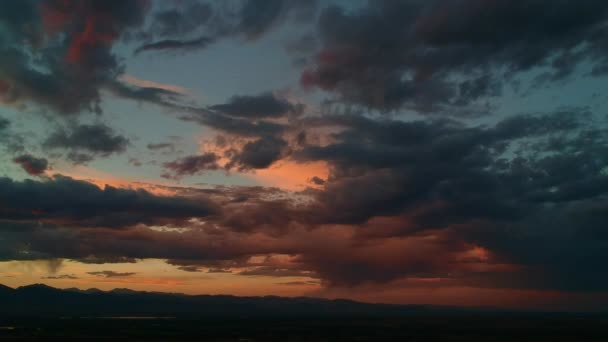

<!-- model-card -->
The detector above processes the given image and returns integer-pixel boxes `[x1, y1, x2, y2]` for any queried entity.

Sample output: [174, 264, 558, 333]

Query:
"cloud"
[161, 135, 289, 178]
[134, 36, 215, 55]
[177, 265, 203, 273]
[146, 1, 213, 38]
[237, 0, 295, 40]
[309, 176, 325, 185]
[147, 142, 176, 151]
[106, 80, 185, 109]
[133, 0, 215, 55]
[2, 107, 607, 293]
[0, 174, 218, 228]
[168, 108, 608, 289]
[87, 271, 136, 278]
[209, 93, 302, 119]
[13, 154, 49, 176]
[238, 266, 316, 278]
[118, 75, 190, 95]
[279, 280, 319, 286]
[44, 123, 130, 163]
[170, 93, 303, 141]
[0, 1, 298, 127]
[228, 136, 288, 170]
[0, 117, 24, 153]
[128, 157, 142, 167]
[181, 109, 288, 138]
[207, 268, 232, 274]
[301, 0, 608, 110]
[292, 109, 599, 225]
[0, 0, 150, 115]
[0, 117, 9, 131]
[43, 274, 79, 280]
[134, 0, 317, 54]
[162, 153, 222, 179]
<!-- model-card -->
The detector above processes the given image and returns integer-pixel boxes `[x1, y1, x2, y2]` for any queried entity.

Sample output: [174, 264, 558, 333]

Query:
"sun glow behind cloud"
[0, 259, 321, 297]
[248, 161, 329, 190]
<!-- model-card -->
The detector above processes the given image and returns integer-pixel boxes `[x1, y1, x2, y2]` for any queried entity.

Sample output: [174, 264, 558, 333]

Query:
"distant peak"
[0, 283, 14, 291]
[110, 288, 140, 294]
[65, 287, 103, 294]
[85, 288, 103, 293]
[18, 283, 56, 290]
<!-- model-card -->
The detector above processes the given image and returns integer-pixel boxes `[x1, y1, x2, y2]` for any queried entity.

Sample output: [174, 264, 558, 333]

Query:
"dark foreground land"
[0, 316, 606, 341]
[1, 285, 606, 341]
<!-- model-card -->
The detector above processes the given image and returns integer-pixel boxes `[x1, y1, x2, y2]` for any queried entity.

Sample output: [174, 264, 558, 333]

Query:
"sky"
[1, 0, 608, 311]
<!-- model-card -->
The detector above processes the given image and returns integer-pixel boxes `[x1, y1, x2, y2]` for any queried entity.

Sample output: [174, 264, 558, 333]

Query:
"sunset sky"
[1, 0, 608, 311]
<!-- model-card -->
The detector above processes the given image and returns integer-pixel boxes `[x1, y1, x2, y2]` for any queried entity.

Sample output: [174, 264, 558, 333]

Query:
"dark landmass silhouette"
[0, 283, 500, 317]
[1, 284, 607, 341]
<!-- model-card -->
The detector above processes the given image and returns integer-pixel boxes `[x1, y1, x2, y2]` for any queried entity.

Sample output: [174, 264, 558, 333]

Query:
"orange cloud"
[248, 161, 329, 190]
[118, 74, 190, 95]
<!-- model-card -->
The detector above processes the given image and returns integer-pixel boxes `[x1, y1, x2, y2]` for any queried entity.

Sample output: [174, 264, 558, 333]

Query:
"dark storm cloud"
[228, 136, 288, 170]
[309, 176, 325, 185]
[209, 93, 301, 119]
[218, 198, 297, 234]
[161, 135, 288, 177]
[452, 204, 608, 292]
[162, 153, 222, 179]
[0, 175, 217, 228]
[292, 235, 462, 286]
[2, 107, 607, 293]
[0, 0, 211, 159]
[283, 108, 608, 289]
[44, 123, 130, 161]
[1, 104, 607, 292]
[13, 154, 49, 176]
[1, 1, 307, 141]
[302, 0, 608, 110]
[87, 271, 136, 278]
[0, 0, 150, 115]
[0, 221, 281, 265]
[293, 109, 597, 225]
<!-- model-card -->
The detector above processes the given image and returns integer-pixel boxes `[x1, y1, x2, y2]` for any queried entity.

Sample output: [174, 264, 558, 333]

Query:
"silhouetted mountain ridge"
[0, 283, 13, 294]
[0, 283, 495, 317]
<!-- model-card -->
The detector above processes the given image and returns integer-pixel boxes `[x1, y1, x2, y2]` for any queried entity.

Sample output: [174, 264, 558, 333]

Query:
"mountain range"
[0, 283, 481, 317]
